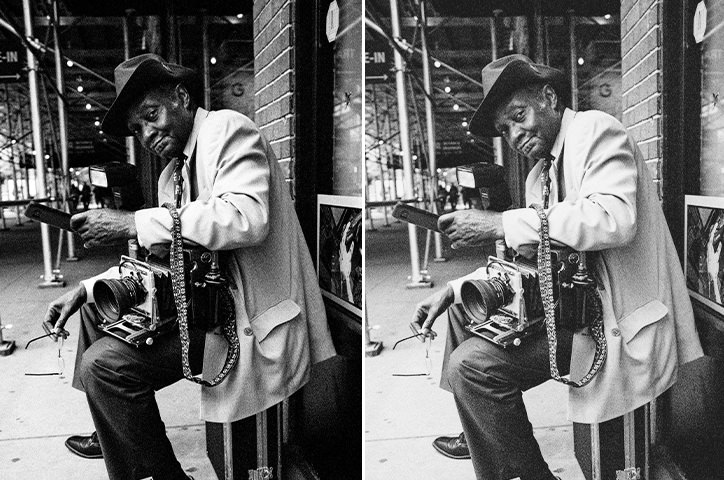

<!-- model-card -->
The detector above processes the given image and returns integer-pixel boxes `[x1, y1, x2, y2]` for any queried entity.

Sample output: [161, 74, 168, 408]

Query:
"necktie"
[172, 155, 187, 208]
[539, 154, 555, 209]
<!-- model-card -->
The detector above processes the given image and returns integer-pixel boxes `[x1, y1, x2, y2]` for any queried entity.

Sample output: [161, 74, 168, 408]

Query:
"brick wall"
[253, 0, 296, 189]
[621, 0, 663, 197]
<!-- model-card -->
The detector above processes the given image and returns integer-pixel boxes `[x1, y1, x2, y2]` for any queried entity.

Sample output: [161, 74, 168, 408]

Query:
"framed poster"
[317, 194, 363, 318]
[685, 195, 724, 315]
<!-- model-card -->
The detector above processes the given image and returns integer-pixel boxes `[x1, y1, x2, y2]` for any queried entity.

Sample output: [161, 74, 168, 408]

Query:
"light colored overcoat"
[500, 108, 703, 422]
[134, 108, 336, 422]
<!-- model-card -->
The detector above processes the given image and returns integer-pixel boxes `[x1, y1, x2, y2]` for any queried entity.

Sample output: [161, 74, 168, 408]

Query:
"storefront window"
[332, 0, 363, 196]
[699, 1, 724, 196]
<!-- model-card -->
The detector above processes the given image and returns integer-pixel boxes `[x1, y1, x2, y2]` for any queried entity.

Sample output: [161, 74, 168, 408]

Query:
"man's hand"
[411, 285, 454, 340]
[438, 209, 504, 249]
[71, 209, 137, 248]
[44, 285, 87, 335]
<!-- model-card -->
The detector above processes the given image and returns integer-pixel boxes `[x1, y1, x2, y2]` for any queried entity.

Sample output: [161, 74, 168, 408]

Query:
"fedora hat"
[102, 53, 201, 137]
[468, 54, 567, 138]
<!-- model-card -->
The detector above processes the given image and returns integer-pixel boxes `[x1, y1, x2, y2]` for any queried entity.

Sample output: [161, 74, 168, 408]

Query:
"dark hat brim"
[102, 59, 201, 137]
[468, 60, 568, 138]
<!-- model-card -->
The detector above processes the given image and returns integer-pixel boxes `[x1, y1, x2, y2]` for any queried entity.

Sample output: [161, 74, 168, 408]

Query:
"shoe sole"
[431, 442, 471, 460]
[64, 440, 103, 459]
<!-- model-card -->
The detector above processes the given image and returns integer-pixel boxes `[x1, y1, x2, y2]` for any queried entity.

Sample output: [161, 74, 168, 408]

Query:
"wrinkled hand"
[44, 285, 87, 335]
[438, 209, 504, 249]
[411, 285, 454, 340]
[71, 209, 137, 248]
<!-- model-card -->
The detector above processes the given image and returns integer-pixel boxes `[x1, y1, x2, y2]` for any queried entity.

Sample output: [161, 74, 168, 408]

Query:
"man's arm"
[503, 112, 638, 252]
[135, 112, 271, 251]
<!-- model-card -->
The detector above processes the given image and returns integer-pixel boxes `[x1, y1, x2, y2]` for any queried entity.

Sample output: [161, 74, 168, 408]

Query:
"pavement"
[364, 206, 586, 480]
[0, 211, 217, 480]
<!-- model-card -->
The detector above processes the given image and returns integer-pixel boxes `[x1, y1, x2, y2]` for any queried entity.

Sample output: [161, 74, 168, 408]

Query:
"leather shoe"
[432, 432, 470, 459]
[65, 431, 103, 459]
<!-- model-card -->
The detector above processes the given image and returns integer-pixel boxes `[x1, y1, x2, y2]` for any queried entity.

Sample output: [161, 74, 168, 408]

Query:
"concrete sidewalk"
[0, 215, 217, 480]
[364, 208, 586, 480]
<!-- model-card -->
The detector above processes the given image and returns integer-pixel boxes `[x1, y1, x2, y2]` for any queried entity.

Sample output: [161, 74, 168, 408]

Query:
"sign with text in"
[365, 37, 392, 83]
[0, 43, 23, 82]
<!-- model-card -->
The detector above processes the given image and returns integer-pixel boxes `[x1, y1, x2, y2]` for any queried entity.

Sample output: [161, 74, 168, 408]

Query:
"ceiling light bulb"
[94, 120, 100, 127]
[453, 104, 460, 111]
[210, 57, 217, 65]
[85, 103, 92, 110]
[236, 13, 244, 19]
[604, 14, 612, 20]
[444, 86, 451, 93]
[578, 57, 585, 66]
[462, 121, 468, 127]
[66, 60, 74, 68]
[434, 61, 441, 68]
[77, 85, 83, 93]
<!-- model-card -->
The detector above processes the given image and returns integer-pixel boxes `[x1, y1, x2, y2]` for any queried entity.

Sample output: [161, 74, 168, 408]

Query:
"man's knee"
[447, 340, 499, 391]
[78, 339, 117, 389]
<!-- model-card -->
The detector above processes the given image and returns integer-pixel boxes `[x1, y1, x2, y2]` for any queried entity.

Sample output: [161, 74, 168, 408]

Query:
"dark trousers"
[73, 305, 205, 480]
[440, 305, 574, 480]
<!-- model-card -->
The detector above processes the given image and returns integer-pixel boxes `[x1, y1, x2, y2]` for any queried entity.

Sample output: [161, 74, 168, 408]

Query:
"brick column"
[253, 0, 296, 191]
[621, 0, 663, 197]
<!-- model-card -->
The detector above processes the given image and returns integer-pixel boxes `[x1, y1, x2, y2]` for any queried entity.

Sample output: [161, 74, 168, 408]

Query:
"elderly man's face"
[126, 84, 195, 160]
[493, 85, 562, 160]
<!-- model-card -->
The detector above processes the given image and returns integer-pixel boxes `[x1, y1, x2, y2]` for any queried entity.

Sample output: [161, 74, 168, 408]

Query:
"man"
[412, 54, 703, 480]
[44, 54, 335, 480]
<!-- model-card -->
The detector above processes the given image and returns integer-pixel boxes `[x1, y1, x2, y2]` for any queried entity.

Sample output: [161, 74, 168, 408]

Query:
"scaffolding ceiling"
[0, 0, 253, 173]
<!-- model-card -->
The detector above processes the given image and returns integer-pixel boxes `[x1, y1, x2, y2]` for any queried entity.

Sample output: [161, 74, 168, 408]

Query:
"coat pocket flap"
[251, 298, 301, 342]
[618, 299, 668, 343]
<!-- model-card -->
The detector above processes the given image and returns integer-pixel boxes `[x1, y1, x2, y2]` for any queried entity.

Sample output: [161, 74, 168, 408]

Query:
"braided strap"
[532, 203, 607, 388]
[162, 202, 240, 387]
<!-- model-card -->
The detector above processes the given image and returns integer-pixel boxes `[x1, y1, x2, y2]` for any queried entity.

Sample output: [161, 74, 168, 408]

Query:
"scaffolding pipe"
[5, 87, 22, 226]
[389, 0, 426, 287]
[123, 10, 137, 165]
[418, 0, 444, 261]
[568, 10, 579, 110]
[491, 10, 504, 167]
[53, 0, 76, 260]
[23, 0, 62, 287]
[371, 84, 389, 226]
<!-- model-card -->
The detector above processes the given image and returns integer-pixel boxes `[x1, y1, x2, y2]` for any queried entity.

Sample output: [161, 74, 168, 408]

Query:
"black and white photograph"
[317, 194, 363, 318]
[686, 195, 724, 315]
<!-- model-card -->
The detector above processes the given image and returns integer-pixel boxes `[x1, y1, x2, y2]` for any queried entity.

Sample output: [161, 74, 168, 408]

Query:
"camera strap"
[532, 157, 607, 388]
[161, 159, 240, 387]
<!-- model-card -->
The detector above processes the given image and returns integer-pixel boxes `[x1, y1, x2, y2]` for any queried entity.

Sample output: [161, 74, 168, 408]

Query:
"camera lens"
[460, 277, 514, 323]
[94, 277, 146, 322]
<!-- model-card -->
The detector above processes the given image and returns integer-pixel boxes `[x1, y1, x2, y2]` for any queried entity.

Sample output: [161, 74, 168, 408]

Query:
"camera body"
[460, 247, 590, 347]
[94, 243, 222, 347]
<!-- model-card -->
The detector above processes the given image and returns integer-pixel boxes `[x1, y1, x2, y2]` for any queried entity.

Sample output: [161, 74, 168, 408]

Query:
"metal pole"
[23, 0, 63, 288]
[17, 92, 30, 199]
[123, 10, 137, 165]
[6, 86, 22, 226]
[201, 10, 211, 109]
[383, 93, 399, 202]
[52, 0, 76, 260]
[491, 10, 504, 167]
[419, 0, 444, 261]
[389, 0, 427, 287]
[371, 84, 389, 226]
[568, 10, 579, 110]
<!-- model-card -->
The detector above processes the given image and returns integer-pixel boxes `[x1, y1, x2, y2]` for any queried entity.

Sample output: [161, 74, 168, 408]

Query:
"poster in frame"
[685, 195, 724, 315]
[317, 194, 363, 318]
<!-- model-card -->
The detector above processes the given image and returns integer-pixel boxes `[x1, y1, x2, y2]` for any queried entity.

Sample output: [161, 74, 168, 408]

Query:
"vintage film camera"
[93, 241, 225, 347]
[460, 246, 594, 348]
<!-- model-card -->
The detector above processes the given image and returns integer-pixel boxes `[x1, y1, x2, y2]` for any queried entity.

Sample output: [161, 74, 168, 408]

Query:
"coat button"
[243, 327, 253, 336]
[611, 327, 621, 337]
